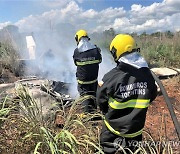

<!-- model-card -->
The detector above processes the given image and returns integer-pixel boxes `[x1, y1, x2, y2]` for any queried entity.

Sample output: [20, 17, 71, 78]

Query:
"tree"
[140, 31, 147, 37]
[151, 32, 161, 37]
[165, 30, 174, 39]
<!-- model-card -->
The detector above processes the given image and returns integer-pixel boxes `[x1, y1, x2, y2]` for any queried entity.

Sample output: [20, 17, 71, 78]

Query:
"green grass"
[0, 86, 103, 153]
[0, 96, 12, 124]
[93, 31, 180, 68]
[135, 35, 180, 68]
[0, 42, 20, 76]
[0, 85, 176, 154]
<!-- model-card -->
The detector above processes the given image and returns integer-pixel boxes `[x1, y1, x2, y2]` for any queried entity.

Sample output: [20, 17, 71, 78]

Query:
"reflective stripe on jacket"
[104, 119, 143, 138]
[77, 79, 97, 84]
[76, 59, 101, 66]
[108, 97, 150, 109]
[97, 61, 157, 137]
[73, 44, 102, 83]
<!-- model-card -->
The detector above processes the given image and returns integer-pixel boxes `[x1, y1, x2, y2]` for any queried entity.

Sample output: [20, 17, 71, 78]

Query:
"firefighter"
[97, 34, 157, 153]
[73, 29, 102, 113]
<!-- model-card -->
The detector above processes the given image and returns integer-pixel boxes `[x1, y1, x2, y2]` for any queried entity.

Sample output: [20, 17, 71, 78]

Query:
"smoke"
[22, 25, 77, 96]
[22, 25, 115, 98]
[98, 49, 116, 81]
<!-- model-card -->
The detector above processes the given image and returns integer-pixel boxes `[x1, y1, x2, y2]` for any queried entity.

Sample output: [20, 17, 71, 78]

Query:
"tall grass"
[93, 31, 180, 68]
[12, 85, 103, 153]
[15, 84, 44, 126]
[135, 34, 180, 67]
[0, 96, 12, 125]
[0, 85, 177, 154]
[0, 42, 20, 75]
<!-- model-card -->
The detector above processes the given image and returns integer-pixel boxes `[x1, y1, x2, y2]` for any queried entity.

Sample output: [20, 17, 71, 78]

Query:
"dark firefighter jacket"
[73, 40, 102, 84]
[97, 60, 157, 138]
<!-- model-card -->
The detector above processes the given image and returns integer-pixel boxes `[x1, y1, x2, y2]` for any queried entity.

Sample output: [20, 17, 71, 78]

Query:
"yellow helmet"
[110, 34, 135, 61]
[75, 29, 89, 44]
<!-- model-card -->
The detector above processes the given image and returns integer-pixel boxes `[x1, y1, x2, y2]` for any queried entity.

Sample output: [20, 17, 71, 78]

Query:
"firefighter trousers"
[100, 124, 142, 154]
[78, 81, 98, 113]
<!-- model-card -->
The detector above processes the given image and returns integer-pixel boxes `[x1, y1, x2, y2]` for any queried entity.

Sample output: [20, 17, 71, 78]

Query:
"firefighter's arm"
[96, 82, 109, 115]
[97, 47, 102, 63]
[73, 48, 78, 66]
[97, 71, 116, 114]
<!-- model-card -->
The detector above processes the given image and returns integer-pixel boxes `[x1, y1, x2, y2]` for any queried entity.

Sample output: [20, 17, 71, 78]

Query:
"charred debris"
[15, 76, 74, 108]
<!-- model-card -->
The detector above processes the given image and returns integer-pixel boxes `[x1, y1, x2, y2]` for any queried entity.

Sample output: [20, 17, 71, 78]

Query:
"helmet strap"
[75, 35, 78, 43]
[130, 48, 140, 53]
[135, 48, 141, 53]
[110, 46, 117, 61]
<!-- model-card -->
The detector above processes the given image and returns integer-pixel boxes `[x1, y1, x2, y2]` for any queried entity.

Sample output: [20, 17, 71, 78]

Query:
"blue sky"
[0, 0, 163, 23]
[0, 1, 47, 22]
[0, 0, 179, 33]
[80, 0, 163, 11]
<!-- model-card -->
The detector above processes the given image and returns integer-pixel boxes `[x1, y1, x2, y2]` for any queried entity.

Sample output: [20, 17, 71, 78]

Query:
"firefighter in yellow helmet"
[97, 34, 157, 153]
[75, 29, 89, 45]
[73, 30, 102, 113]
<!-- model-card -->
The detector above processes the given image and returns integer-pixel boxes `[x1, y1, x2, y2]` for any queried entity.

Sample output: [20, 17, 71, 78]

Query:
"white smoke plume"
[98, 49, 116, 81]
[23, 27, 115, 98]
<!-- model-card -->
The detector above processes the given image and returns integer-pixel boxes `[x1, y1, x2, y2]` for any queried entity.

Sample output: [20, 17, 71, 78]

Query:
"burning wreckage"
[0, 76, 75, 127]
[15, 77, 74, 108]
[17, 35, 75, 106]
[0, 35, 75, 124]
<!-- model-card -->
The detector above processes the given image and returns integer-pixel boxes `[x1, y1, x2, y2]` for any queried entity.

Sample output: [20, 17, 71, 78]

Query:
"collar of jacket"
[77, 37, 96, 53]
[118, 52, 149, 69]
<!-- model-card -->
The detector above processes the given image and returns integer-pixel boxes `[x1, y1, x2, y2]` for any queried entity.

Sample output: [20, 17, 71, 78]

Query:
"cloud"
[165, 0, 180, 8]
[0, 0, 179, 34]
[97, 7, 126, 25]
[75, 0, 84, 3]
[0, 21, 11, 29]
[41, 0, 71, 8]
[1, 0, 179, 93]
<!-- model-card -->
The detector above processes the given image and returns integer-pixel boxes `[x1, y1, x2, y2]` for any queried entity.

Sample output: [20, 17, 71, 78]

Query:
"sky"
[0, 0, 179, 93]
[0, 0, 180, 33]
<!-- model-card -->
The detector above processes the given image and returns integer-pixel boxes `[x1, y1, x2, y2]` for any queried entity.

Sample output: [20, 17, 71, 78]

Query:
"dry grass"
[0, 85, 177, 154]
[0, 86, 103, 154]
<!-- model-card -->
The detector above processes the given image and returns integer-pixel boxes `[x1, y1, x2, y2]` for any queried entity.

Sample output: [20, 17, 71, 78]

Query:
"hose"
[151, 70, 180, 140]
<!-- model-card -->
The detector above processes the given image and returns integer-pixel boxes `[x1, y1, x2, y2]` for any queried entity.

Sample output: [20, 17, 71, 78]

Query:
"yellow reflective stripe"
[77, 79, 97, 84]
[104, 120, 143, 138]
[108, 97, 150, 109]
[76, 60, 101, 66]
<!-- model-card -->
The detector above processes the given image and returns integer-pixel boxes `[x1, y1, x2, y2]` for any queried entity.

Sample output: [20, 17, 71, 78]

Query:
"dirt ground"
[145, 76, 180, 153]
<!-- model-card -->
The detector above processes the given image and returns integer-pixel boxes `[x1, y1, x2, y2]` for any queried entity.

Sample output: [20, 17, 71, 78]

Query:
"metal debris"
[14, 77, 74, 108]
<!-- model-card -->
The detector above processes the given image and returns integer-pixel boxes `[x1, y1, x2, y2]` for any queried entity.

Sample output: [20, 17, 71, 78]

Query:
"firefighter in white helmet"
[97, 34, 157, 153]
[73, 29, 102, 113]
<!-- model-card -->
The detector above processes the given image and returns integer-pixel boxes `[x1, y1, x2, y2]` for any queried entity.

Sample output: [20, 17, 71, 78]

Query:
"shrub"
[0, 42, 20, 74]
